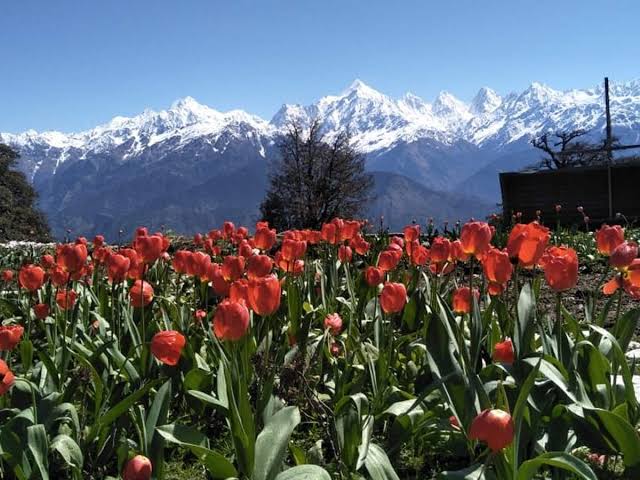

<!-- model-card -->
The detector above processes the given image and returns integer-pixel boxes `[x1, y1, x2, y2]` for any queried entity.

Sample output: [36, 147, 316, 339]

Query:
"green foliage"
[0, 143, 51, 242]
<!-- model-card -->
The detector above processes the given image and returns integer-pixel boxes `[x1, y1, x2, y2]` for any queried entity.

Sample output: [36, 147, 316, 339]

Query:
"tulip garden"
[1, 218, 640, 480]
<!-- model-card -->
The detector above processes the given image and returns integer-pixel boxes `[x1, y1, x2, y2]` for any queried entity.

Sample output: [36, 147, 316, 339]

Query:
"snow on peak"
[471, 87, 502, 115]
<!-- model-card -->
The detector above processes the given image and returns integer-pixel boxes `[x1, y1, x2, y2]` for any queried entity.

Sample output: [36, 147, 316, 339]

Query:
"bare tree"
[531, 129, 609, 169]
[260, 120, 373, 230]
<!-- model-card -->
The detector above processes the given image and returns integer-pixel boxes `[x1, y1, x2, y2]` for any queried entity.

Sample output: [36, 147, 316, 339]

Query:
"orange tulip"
[469, 409, 514, 452]
[0, 325, 24, 351]
[150, 330, 186, 366]
[379, 282, 407, 314]
[411, 244, 429, 266]
[460, 221, 493, 257]
[129, 280, 154, 307]
[134, 235, 164, 264]
[123, 455, 152, 480]
[213, 299, 250, 341]
[248, 274, 281, 316]
[596, 224, 625, 256]
[281, 239, 307, 261]
[429, 237, 452, 264]
[452, 286, 479, 314]
[506, 222, 550, 267]
[18, 265, 45, 291]
[540, 246, 579, 292]
[482, 247, 513, 295]
[493, 338, 514, 364]
[0, 359, 15, 396]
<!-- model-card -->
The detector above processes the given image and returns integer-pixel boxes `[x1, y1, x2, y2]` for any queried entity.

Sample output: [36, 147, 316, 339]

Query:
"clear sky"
[1, 0, 639, 133]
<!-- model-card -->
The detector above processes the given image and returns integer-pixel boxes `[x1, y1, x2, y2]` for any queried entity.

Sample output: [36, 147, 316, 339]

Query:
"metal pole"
[605, 77, 613, 219]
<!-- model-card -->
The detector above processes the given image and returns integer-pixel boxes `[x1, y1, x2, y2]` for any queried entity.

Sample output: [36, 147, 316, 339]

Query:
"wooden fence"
[500, 163, 640, 225]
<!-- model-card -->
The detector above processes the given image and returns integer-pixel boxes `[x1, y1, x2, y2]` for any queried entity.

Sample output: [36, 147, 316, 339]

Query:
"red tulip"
[223, 221, 235, 239]
[254, 226, 277, 250]
[321, 222, 338, 244]
[129, 280, 154, 307]
[207, 264, 231, 296]
[247, 255, 273, 279]
[18, 265, 45, 291]
[364, 266, 384, 287]
[33, 303, 50, 320]
[469, 409, 514, 452]
[540, 246, 579, 292]
[213, 299, 250, 341]
[507, 222, 550, 267]
[172, 250, 192, 274]
[460, 221, 493, 257]
[596, 224, 625, 256]
[221, 256, 245, 282]
[450, 240, 469, 262]
[1, 270, 13, 282]
[324, 313, 343, 335]
[91, 235, 104, 247]
[429, 237, 452, 264]
[0, 325, 24, 351]
[379, 282, 407, 314]
[56, 289, 77, 311]
[123, 455, 152, 480]
[134, 235, 164, 264]
[107, 254, 131, 283]
[238, 240, 254, 258]
[189, 252, 212, 279]
[338, 245, 353, 263]
[403, 224, 420, 243]
[229, 279, 250, 305]
[150, 330, 186, 366]
[351, 234, 370, 255]
[493, 338, 515, 364]
[339, 220, 361, 242]
[452, 286, 479, 314]
[194, 309, 207, 323]
[482, 247, 513, 295]
[377, 249, 402, 272]
[411, 244, 429, 266]
[610, 241, 638, 270]
[0, 359, 15, 396]
[281, 239, 307, 261]
[56, 243, 88, 273]
[41, 254, 55, 270]
[193, 233, 203, 246]
[248, 274, 281, 316]
[50, 265, 70, 287]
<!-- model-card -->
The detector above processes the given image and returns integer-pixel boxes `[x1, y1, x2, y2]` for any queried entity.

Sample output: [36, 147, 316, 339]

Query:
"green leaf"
[363, 443, 400, 480]
[50, 434, 83, 469]
[512, 358, 541, 471]
[145, 380, 171, 478]
[27, 425, 49, 480]
[253, 406, 301, 480]
[611, 308, 640, 354]
[516, 452, 596, 480]
[187, 390, 229, 415]
[274, 465, 331, 480]
[156, 424, 238, 479]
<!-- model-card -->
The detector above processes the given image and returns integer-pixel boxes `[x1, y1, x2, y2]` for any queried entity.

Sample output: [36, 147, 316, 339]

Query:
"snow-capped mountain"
[2, 78, 639, 239]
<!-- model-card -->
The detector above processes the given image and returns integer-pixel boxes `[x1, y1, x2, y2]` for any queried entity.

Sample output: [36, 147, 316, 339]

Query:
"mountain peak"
[343, 79, 385, 99]
[433, 91, 468, 115]
[471, 87, 502, 114]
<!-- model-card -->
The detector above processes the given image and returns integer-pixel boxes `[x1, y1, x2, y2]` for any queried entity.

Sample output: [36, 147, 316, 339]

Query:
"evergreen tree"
[0, 143, 51, 241]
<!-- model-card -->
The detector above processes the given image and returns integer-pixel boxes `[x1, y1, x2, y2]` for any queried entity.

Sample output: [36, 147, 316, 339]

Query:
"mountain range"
[2, 78, 640, 240]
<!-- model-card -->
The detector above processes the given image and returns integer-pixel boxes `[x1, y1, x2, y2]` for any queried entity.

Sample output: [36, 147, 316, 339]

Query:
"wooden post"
[605, 77, 613, 219]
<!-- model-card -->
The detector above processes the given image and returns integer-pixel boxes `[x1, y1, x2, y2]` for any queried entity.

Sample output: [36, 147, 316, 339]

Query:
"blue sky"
[1, 0, 639, 132]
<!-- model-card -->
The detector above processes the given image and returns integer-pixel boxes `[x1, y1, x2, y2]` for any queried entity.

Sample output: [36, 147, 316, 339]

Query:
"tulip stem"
[555, 292, 563, 365]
